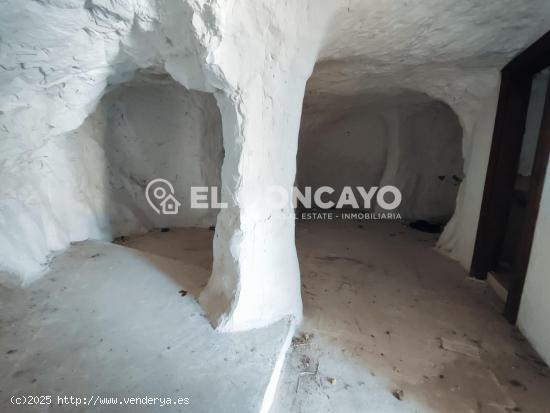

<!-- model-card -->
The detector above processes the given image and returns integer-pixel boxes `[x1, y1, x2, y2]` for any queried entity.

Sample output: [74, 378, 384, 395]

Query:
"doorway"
[471, 30, 550, 323]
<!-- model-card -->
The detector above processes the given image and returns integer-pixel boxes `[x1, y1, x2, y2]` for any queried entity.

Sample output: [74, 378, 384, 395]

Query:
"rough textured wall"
[68, 73, 223, 234]
[435, 86, 501, 268]
[0, 0, 321, 330]
[298, 93, 462, 221]
[0, 71, 223, 280]
[298, 111, 388, 204]
[392, 100, 462, 221]
[196, 2, 324, 332]
[303, 0, 550, 270]
[0, 0, 222, 282]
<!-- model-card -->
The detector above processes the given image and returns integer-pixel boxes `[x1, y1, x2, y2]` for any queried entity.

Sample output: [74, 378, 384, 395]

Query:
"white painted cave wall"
[2, 0, 545, 336]
[0, 0, 231, 283]
[297, 110, 388, 204]
[67, 73, 223, 235]
[436, 81, 501, 270]
[394, 101, 463, 220]
[0, 72, 223, 282]
[0, 0, 323, 331]
[297, 98, 463, 221]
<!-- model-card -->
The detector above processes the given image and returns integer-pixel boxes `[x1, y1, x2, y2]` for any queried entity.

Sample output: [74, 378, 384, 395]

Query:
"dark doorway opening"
[471, 30, 550, 324]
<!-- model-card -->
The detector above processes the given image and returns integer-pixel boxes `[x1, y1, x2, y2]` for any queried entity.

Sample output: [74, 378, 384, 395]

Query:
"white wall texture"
[68, 73, 223, 235]
[298, 94, 463, 221]
[298, 111, 388, 204]
[1, 0, 550, 333]
[518, 165, 550, 365]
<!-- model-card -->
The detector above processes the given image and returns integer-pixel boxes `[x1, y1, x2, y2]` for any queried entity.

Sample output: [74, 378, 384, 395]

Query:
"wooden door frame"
[470, 29, 550, 323]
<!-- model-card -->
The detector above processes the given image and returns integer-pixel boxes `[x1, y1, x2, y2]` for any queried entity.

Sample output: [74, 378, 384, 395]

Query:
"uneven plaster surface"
[298, 93, 463, 221]
[1, 0, 550, 331]
[0, 0, 223, 279]
[68, 72, 223, 235]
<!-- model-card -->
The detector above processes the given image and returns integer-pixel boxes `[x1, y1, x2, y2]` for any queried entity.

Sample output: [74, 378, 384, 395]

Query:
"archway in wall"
[273, 85, 468, 411]
[293, 88, 464, 312]
[66, 69, 224, 282]
[296, 89, 463, 222]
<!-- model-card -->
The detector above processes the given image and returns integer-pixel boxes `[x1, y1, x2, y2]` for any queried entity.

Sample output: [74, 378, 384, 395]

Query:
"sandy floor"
[272, 220, 550, 413]
[1, 221, 549, 413]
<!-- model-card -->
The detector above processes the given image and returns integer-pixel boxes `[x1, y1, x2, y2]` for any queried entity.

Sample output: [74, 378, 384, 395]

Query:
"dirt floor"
[2, 220, 549, 413]
[271, 220, 550, 413]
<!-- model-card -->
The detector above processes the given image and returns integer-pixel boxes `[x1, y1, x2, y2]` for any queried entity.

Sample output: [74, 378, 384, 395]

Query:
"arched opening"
[65, 69, 224, 240]
[297, 89, 463, 222]
[1, 66, 302, 412]
[273, 81, 473, 411]
[54, 69, 226, 294]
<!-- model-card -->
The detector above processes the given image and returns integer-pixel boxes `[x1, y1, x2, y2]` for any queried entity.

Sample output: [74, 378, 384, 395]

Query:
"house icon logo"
[145, 178, 182, 215]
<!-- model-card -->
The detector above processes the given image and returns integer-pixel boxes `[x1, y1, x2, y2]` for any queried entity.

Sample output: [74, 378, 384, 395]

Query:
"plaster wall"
[68, 74, 223, 235]
[298, 97, 462, 221]
[436, 86, 501, 269]
[0, 0, 220, 281]
[297, 111, 388, 206]
[0, 69, 223, 282]
[395, 101, 463, 221]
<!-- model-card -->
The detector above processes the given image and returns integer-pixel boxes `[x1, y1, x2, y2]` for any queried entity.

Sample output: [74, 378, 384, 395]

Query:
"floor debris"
[271, 221, 550, 413]
[292, 332, 313, 347]
[439, 336, 481, 359]
[392, 389, 404, 401]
